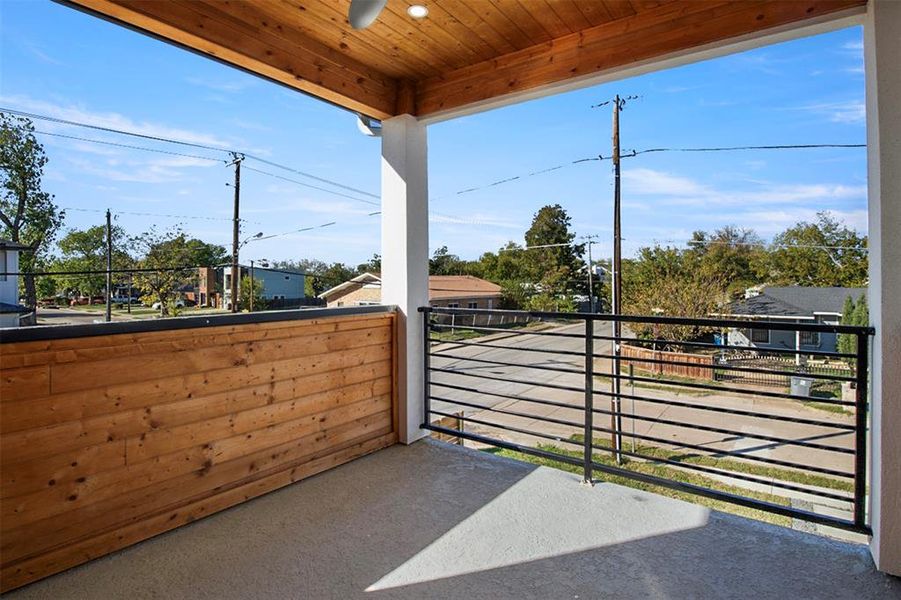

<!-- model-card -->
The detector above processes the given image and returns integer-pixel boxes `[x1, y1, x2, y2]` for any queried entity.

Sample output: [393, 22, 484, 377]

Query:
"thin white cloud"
[184, 76, 257, 94]
[798, 100, 866, 124]
[0, 94, 234, 148]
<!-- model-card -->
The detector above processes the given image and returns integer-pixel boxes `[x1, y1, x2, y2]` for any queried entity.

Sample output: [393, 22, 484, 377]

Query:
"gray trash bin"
[790, 376, 814, 397]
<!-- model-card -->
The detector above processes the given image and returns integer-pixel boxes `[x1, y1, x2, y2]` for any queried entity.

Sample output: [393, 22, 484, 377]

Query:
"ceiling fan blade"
[348, 0, 387, 29]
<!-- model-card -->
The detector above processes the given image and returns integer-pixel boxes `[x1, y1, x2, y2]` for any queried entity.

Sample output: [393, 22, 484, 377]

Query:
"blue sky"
[0, 1, 867, 266]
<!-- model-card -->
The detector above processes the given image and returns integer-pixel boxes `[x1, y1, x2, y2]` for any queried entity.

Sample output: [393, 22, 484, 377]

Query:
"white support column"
[381, 114, 429, 444]
[864, 0, 901, 576]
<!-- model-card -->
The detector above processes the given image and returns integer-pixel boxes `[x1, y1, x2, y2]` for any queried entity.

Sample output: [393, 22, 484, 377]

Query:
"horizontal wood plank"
[0, 311, 396, 591]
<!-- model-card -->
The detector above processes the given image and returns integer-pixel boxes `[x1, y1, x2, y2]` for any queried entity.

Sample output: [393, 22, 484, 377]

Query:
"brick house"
[320, 273, 502, 310]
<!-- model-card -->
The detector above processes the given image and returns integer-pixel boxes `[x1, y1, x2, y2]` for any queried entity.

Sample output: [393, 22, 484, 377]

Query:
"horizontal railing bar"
[434, 379, 854, 431]
[605, 371, 856, 406]
[588, 406, 853, 454]
[434, 392, 850, 457]
[431, 395, 583, 430]
[431, 364, 854, 408]
[428, 423, 851, 502]
[592, 350, 856, 383]
[421, 306, 875, 336]
[428, 337, 586, 358]
[423, 425, 867, 534]
[611, 445, 852, 503]
[429, 351, 583, 375]
[424, 423, 586, 468]
[593, 334, 859, 359]
[588, 421, 853, 478]
[429, 322, 585, 339]
[427, 409, 583, 449]
[431, 381, 578, 412]
[430, 366, 587, 395]
[430, 386, 852, 476]
[591, 387, 856, 431]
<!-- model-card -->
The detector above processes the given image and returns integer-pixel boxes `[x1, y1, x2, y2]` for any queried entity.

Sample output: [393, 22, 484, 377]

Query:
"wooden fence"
[620, 344, 714, 380]
[0, 309, 397, 591]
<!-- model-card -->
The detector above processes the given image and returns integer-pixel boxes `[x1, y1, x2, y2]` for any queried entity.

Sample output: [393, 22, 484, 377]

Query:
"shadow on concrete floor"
[6, 440, 898, 599]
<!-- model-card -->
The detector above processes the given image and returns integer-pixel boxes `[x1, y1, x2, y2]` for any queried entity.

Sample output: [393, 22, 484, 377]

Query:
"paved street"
[428, 320, 857, 529]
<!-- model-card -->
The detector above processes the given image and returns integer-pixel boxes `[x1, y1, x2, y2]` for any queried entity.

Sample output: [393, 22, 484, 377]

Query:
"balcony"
[1, 305, 894, 596]
[3, 440, 898, 599]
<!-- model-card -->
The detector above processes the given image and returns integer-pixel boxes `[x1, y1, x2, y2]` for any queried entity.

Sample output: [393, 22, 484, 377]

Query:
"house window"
[746, 328, 769, 344]
[467, 301, 478, 309]
[337, 301, 344, 307]
[0, 250, 6, 282]
[800, 331, 820, 346]
[447, 303, 460, 308]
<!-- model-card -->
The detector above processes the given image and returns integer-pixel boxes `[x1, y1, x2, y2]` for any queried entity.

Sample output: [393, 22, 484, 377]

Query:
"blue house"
[222, 265, 305, 310]
[722, 286, 866, 353]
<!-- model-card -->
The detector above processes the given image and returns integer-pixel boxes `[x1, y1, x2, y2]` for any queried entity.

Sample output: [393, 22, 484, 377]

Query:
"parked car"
[151, 299, 185, 310]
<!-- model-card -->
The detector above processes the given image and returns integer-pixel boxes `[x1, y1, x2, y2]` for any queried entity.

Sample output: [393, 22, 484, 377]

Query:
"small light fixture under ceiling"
[407, 4, 429, 19]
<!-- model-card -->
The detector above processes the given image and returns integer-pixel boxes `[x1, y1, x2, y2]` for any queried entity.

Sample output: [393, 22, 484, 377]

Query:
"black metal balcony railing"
[419, 306, 874, 534]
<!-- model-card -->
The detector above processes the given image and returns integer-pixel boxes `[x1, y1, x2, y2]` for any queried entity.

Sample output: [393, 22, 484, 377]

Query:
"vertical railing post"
[583, 317, 594, 485]
[422, 308, 431, 429]
[853, 331, 869, 529]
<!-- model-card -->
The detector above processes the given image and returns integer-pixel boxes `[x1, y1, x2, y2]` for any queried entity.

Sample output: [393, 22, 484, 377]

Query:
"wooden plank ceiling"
[64, 0, 866, 119]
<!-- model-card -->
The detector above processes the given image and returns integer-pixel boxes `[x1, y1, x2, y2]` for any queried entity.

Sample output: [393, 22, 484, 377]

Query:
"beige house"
[320, 273, 502, 310]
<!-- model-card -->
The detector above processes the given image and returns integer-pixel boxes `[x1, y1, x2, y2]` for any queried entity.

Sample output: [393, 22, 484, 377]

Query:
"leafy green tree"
[430, 246, 467, 275]
[0, 113, 65, 309]
[522, 205, 586, 303]
[238, 274, 266, 312]
[837, 294, 869, 365]
[687, 226, 766, 299]
[762, 212, 867, 286]
[54, 224, 132, 299]
[185, 239, 228, 268]
[131, 227, 195, 316]
[356, 253, 381, 274]
[623, 244, 727, 345]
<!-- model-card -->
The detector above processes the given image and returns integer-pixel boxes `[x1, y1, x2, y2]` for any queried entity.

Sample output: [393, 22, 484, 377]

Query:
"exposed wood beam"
[62, 0, 399, 119]
[416, 0, 867, 117]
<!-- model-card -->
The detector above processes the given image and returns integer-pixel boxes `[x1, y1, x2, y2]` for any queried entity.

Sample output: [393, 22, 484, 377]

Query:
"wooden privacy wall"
[620, 344, 714, 380]
[0, 310, 397, 592]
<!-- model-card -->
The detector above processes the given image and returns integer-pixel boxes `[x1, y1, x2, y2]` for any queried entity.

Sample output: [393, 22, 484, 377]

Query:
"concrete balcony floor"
[7, 440, 898, 600]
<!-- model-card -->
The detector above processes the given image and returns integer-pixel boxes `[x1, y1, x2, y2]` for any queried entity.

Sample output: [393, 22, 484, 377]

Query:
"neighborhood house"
[722, 286, 867, 353]
[320, 273, 502, 310]
[0, 241, 30, 328]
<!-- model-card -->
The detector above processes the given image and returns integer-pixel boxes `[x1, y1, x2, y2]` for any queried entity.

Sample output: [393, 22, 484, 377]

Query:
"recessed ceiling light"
[407, 4, 428, 19]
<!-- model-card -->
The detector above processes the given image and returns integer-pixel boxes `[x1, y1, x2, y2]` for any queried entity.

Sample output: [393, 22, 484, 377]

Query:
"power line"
[33, 130, 227, 163]
[657, 238, 868, 252]
[2, 106, 379, 201]
[432, 143, 866, 200]
[60, 206, 263, 225]
[242, 165, 380, 206]
[253, 221, 337, 242]
[628, 143, 866, 157]
[433, 157, 604, 201]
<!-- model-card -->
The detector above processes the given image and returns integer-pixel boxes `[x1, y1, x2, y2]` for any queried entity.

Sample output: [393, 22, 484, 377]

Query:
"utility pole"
[105, 209, 112, 322]
[580, 234, 599, 312]
[610, 95, 627, 464]
[249, 259, 255, 312]
[228, 153, 244, 313]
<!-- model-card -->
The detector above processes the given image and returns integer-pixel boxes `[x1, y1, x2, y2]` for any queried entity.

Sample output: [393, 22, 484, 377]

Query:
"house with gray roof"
[721, 286, 867, 353]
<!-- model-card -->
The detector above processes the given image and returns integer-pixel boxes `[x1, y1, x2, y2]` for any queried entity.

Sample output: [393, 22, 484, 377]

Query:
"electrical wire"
[60, 206, 264, 225]
[2, 106, 379, 201]
[33, 130, 227, 163]
[242, 165, 379, 206]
